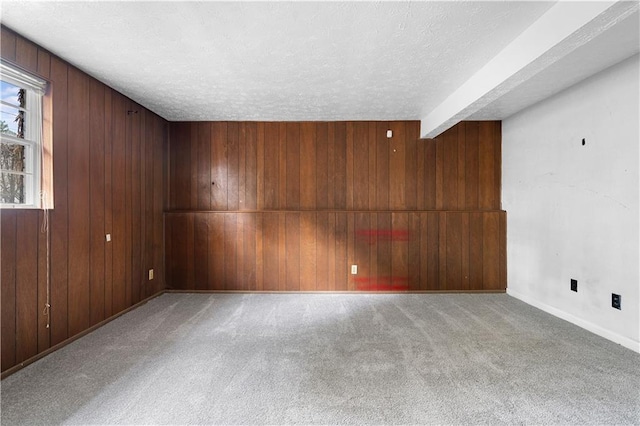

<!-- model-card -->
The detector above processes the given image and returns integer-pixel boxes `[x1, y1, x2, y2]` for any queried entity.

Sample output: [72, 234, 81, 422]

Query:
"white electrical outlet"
[386, 130, 393, 138]
[351, 265, 358, 275]
[148, 269, 154, 280]
[105, 233, 111, 242]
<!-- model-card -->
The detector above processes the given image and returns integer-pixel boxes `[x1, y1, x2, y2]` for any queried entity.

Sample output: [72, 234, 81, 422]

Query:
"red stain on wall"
[355, 276, 409, 291]
[356, 229, 409, 245]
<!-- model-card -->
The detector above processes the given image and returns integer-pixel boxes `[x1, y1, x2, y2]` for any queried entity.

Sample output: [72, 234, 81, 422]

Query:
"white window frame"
[0, 60, 47, 209]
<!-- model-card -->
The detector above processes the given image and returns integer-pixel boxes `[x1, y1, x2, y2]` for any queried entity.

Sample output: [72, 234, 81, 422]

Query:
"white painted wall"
[503, 54, 639, 352]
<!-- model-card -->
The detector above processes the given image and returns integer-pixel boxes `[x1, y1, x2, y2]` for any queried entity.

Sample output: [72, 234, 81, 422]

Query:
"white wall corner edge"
[506, 288, 640, 354]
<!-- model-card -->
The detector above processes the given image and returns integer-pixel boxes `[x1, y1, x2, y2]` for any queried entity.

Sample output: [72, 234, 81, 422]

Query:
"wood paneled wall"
[1, 27, 167, 373]
[166, 211, 506, 292]
[168, 121, 501, 211]
[165, 120, 505, 291]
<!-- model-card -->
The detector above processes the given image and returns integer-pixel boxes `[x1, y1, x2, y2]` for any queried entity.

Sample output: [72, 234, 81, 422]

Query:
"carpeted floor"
[1, 293, 639, 425]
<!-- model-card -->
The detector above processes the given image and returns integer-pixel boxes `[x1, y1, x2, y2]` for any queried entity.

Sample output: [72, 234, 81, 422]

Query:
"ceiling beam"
[420, 1, 639, 139]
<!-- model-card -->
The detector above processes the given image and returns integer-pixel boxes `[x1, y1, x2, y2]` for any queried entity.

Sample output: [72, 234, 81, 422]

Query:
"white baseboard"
[507, 288, 640, 353]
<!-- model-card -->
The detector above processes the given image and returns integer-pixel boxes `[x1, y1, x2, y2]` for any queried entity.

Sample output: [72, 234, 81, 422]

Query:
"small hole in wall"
[582, 138, 586, 146]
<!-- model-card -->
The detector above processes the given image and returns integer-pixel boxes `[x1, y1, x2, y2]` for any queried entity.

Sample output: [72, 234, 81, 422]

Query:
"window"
[1, 60, 47, 208]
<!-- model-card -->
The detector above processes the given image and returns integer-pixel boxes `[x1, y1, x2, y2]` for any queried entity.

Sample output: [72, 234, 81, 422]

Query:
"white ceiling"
[1, 1, 638, 137]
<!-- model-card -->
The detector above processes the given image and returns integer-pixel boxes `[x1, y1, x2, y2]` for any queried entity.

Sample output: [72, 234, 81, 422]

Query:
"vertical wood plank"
[426, 212, 440, 290]
[37, 211, 51, 353]
[419, 213, 429, 291]
[469, 212, 484, 290]
[49, 57, 69, 346]
[438, 212, 447, 290]
[407, 212, 420, 291]
[416, 136, 426, 210]
[1, 211, 17, 370]
[1, 28, 17, 61]
[391, 213, 409, 291]
[243, 213, 257, 290]
[345, 123, 355, 210]
[334, 212, 348, 291]
[197, 122, 211, 210]
[367, 122, 377, 210]
[369, 213, 378, 291]
[389, 122, 406, 210]
[168, 123, 178, 210]
[227, 122, 240, 211]
[111, 93, 127, 311]
[375, 122, 389, 210]
[286, 123, 301, 209]
[255, 213, 264, 291]
[164, 216, 174, 288]
[483, 212, 501, 289]
[347, 212, 355, 290]
[443, 126, 458, 210]
[211, 122, 228, 210]
[327, 123, 336, 209]
[263, 122, 279, 210]
[457, 122, 467, 210]
[256, 123, 265, 211]
[238, 123, 247, 211]
[188, 122, 198, 210]
[445, 212, 462, 290]
[285, 213, 300, 291]
[244, 122, 258, 210]
[354, 213, 370, 291]
[315, 122, 329, 210]
[15, 212, 38, 362]
[465, 122, 480, 210]
[89, 79, 105, 326]
[405, 122, 418, 210]
[479, 122, 496, 210]
[278, 123, 287, 209]
[208, 214, 225, 290]
[67, 68, 91, 336]
[235, 214, 245, 289]
[461, 213, 470, 290]
[300, 122, 316, 210]
[262, 213, 279, 291]
[494, 122, 502, 210]
[376, 213, 392, 292]
[223, 214, 237, 290]
[326, 213, 337, 291]
[194, 213, 209, 290]
[315, 212, 329, 290]
[435, 137, 444, 210]
[299, 212, 317, 291]
[104, 89, 113, 317]
[424, 139, 437, 209]
[131, 106, 142, 304]
[124, 101, 133, 307]
[499, 211, 507, 290]
[174, 122, 192, 209]
[333, 122, 347, 210]
[142, 112, 151, 298]
[15, 37, 38, 73]
[278, 213, 287, 291]
[37, 43, 53, 353]
[153, 119, 166, 294]
[352, 122, 369, 210]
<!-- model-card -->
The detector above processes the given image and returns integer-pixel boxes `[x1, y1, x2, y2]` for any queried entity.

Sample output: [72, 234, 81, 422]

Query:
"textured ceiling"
[0, 1, 555, 122]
